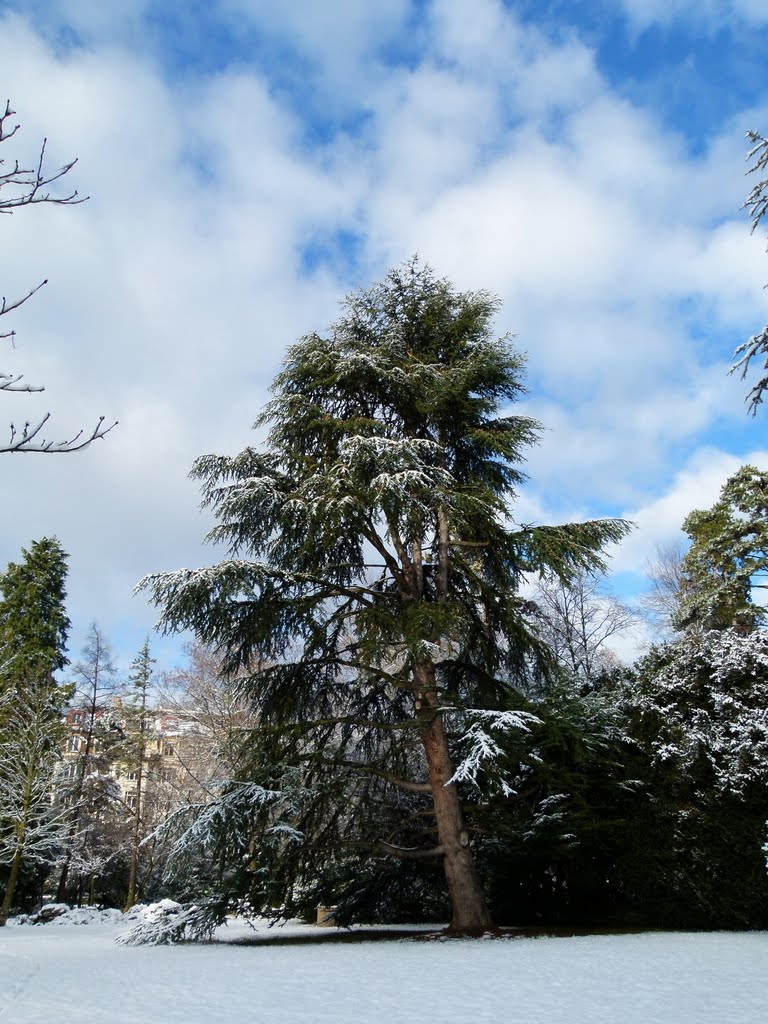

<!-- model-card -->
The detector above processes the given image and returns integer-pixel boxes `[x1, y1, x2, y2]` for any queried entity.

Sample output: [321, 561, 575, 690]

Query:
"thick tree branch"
[375, 840, 445, 860]
[312, 757, 432, 793]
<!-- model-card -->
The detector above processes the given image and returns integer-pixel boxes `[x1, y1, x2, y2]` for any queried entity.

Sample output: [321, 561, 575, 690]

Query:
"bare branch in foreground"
[2, 413, 118, 454]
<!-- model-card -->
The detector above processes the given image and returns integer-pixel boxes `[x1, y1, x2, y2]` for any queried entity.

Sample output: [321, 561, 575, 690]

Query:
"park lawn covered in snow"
[0, 918, 766, 1024]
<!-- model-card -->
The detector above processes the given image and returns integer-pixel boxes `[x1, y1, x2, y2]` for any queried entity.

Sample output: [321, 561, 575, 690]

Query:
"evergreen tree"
[468, 680, 649, 927]
[0, 538, 70, 919]
[55, 623, 125, 905]
[623, 628, 768, 926]
[123, 638, 155, 910]
[0, 685, 68, 923]
[0, 537, 70, 699]
[141, 260, 629, 933]
[678, 465, 768, 631]
[732, 130, 768, 414]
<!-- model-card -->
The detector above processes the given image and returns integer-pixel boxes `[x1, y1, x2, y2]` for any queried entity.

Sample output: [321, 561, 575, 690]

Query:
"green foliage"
[731, 130, 768, 415]
[464, 680, 650, 926]
[0, 539, 70, 920]
[621, 629, 768, 927]
[0, 537, 70, 697]
[143, 260, 627, 693]
[678, 465, 768, 631]
[123, 638, 157, 910]
[140, 259, 629, 930]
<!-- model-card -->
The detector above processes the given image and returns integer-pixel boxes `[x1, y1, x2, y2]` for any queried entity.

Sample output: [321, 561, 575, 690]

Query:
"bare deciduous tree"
[534, 571, 637, 681]
[641, 540, 687, 635]
[0, 100, 115, 453]
[158, 642, 257, 792]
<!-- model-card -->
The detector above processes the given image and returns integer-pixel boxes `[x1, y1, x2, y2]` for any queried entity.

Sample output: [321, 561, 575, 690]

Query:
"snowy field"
[1, 917, 766, 1024]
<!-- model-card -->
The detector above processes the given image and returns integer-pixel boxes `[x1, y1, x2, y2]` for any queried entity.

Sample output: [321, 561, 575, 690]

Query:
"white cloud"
[1, 2, 766, 673]
[612, 446, 768, 577]
[619, 0, 768, 29]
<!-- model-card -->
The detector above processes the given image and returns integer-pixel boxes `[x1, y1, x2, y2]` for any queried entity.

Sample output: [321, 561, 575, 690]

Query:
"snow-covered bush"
[116, 899, 218, 945]
[621, 628, 768, 926]
[11, 903, 124, 926]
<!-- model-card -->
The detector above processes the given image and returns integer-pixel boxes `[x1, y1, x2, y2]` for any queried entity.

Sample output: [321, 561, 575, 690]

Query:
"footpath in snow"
[0, 915, 766, 1024]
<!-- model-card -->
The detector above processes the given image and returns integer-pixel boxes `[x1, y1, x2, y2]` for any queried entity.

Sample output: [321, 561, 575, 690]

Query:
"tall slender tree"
[142, 260, 629, 932]
[0, 538, 70, 920]
[123, 638, 155, 910]
[55, 623, 122, 904]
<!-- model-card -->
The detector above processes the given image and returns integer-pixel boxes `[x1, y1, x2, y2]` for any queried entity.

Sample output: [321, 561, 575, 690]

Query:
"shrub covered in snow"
[116, 899, 217, 945]
[10, 903, 124, 926]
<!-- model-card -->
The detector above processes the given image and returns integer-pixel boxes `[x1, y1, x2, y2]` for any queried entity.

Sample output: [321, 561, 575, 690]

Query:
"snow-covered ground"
[0, 917, 765, 1024]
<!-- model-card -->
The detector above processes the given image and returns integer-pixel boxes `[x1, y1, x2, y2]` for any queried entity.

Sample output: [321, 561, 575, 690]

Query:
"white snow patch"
[0, 921, 765, 1023]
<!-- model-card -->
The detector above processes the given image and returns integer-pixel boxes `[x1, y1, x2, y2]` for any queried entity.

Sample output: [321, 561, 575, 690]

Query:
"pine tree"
[732, 130, 768, 415]
[678, 465, 768, 632]
[141, 260, 629, 933]
[55, 623, 124, 904]
[123, 638, 155, 910]
[0, 537, 70, 699]
[0, 537, 70, 919]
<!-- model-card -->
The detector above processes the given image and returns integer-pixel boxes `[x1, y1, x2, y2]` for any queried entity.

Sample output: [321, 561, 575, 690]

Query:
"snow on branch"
[1, 99, 115, 454]
[116, 900, 218, 946]
[150, 780, 282, 873]
[1, 412, 116, 454]
[730, 130, 768, 415]
[448, 708, 541, 797]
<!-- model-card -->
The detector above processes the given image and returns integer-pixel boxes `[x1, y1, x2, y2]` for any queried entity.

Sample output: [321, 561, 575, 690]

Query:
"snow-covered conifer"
[0, 687, 68, 924]
[140, 259, 629, 933]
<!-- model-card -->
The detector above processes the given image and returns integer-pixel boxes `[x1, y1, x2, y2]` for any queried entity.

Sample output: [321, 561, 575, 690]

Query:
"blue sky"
[1, 0, 767, 674]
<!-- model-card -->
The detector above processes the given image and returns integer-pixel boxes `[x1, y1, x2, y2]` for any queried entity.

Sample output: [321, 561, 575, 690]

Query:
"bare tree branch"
[0, 101, 87, 211]
[1, 413, 116, 454]
[1, 99, 113, 453]
[534, 570, 638, 680]
[641, 540, 687, 634]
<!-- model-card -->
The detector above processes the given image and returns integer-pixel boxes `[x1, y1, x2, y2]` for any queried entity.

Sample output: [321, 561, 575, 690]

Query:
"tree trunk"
[415, 662, 493, 933]
[0, 846, 23, 925]
[55, 859, 70, 903]
[125, 761, 144, 911]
